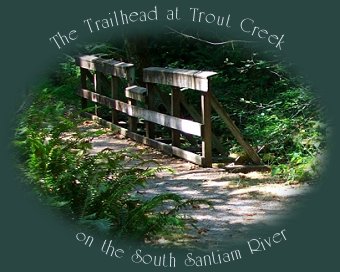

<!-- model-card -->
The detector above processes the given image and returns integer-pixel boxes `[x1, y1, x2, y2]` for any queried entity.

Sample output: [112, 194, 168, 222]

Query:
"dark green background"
[1, 0, 339, 271]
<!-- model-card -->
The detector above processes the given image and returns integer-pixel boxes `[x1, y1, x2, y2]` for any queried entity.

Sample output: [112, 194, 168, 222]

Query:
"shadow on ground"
[86, 121, 313, 250]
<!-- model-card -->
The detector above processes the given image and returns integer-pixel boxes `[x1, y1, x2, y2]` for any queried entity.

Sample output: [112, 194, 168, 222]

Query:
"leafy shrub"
[15, 79, 210, 241]
[76, 37, 327, 182]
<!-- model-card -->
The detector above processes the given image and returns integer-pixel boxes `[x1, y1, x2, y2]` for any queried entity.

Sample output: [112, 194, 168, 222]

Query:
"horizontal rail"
[125, 85, 147, 102]
[83, 113, 203, 165]
[75, 55, 135, 80]
[77, 88, 202, 137]
[143, 67, 217, 92]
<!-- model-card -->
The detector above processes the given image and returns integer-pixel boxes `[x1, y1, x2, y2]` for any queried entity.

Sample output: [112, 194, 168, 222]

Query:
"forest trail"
[85, 121, 312, 250]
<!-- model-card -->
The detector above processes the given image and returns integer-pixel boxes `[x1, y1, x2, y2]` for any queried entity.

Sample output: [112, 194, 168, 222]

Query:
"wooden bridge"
[75, 54, 262, 167]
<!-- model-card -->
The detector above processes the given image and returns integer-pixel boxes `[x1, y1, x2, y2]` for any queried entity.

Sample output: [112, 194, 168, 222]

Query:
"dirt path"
[86, 122, 312, 249]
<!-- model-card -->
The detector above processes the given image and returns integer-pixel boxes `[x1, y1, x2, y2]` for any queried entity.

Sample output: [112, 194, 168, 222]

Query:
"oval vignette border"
[1, 1, 339, 272]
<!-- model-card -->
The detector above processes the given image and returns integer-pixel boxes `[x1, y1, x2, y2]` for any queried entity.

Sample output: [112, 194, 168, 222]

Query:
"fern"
[15, 71, 214, 243]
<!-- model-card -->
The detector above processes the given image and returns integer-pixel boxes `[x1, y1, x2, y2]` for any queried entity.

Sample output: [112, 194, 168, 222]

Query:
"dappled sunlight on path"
[85, 121, 313, 249]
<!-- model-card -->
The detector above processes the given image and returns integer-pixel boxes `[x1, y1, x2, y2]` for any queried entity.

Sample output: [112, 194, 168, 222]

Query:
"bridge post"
[171, 87, 181, 147]
[126, 68, 137, 132]
[80, 68, 88, 110]
[111, 76, 119, 124]
[145, 83, 156, 139]
[201, 86, 212, 167]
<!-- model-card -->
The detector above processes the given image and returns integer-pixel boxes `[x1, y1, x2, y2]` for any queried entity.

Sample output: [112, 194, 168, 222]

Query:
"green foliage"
[64, 37, 327, 182]
[239, 88, 325, 181]
[15, 75, 210, 241]
[214, 52, 326, 182]
[132, 35, 327, 182]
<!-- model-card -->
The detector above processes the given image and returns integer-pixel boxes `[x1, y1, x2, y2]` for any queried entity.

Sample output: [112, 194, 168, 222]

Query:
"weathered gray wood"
[148, 86, 224, 153]
[127, 98, 137, 132]
[111, 77, 119, 124]
[75, 55, 135, 80]
[201, 91, 212, 167]
[93, 72, 99, 116]
[171, 87, 181, 147]
[83, 112, 203, 165]
[177, 91, 226, 154]
[128, 131, 202, 165]
[145, 83, 156, 139]
[80, 68, 88, 110]
[211, 94, 262, 164]
[77, 88, 202, 136]
[125, 85, 147, 102]
[125, 69, 136, 133]
[155, 87, 198, 147]
[143, 67, 217, 92]
[93, 72, 106, 116]
[126, 66, 135, 86]
[125, 86, 147, 132]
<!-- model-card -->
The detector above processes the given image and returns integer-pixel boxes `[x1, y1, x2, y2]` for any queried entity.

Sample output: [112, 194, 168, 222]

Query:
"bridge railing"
[75, 55, 261, 167]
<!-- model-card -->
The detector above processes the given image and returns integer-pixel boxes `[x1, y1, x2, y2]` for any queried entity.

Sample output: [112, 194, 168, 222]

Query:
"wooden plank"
[145, 83, 156, 139]
[127, 98, 137, 132]
[128, 132, 202, 165]
[93, 72, 106, 116]
[177, 92, 226, 154]
[125, 85, 147, 102]
[75, 55, 135, 80]
[93, 72, 99, 116]
[125, 85, 147, 132]
[77, 88, 202, 136]
[156, 88, 198, 147]
[126, 66, 135, 86]
[201, 91, 212, 167]
[171, 87, 181, 147]
[80, 68, 88, 110]
[83, 113, 203, 165]
[143, 67, 217, 92]
[146, 86, 224, 153]
[126, 68, 136, 133]
[111, 77, 119, 124]
[211, 94, 262, 165]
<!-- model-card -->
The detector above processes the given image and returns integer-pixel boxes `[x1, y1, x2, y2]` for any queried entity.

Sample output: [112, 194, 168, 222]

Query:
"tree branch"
[166, 26, 255, 46]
